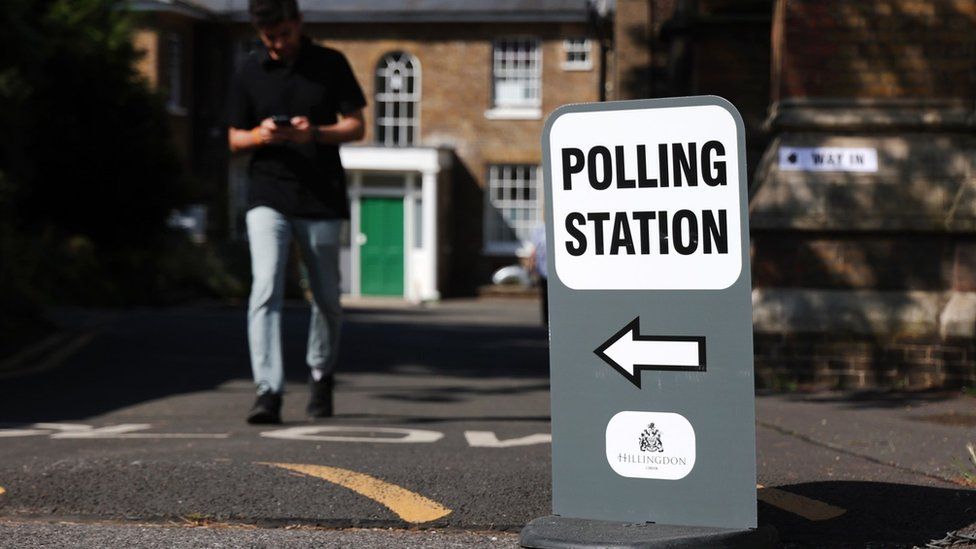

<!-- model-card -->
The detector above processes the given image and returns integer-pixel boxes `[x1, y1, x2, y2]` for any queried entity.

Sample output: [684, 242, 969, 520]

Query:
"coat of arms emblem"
[639, 422, 663, 453]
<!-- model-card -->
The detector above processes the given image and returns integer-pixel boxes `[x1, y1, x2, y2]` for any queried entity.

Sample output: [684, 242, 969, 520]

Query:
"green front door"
[360, 197, 405, 296]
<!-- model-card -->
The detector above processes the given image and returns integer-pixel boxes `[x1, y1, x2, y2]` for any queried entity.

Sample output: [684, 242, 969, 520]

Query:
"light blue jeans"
[246, 206, 343, 395]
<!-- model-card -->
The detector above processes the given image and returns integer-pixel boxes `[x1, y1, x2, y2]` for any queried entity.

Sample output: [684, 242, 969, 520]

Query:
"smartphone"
[271, 115, 292, 127]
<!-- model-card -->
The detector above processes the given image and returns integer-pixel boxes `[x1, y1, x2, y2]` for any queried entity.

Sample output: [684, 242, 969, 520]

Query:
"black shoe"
[307, 374, 334, 419]
[246, 392, 282, 424]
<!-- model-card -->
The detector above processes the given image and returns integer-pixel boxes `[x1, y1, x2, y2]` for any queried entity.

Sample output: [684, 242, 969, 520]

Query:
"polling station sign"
[549, 100, 742, 291]
[542, 96, 757, 530]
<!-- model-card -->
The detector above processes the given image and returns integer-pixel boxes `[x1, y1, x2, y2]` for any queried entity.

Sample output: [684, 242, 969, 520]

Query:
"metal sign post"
[521, 97, 775, 548]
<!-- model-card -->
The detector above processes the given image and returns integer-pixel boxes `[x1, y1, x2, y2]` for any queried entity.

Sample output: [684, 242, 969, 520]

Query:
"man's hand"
[287, 116, 316, 145]
[255, 117, 289, 145]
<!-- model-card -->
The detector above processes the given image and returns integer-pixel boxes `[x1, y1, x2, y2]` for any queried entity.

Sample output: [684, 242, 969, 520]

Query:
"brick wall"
[775, 0, 976, 100]
[755, 333, 976, 389]
[133, 29, 159, 88]
[134, 13, 195, 167]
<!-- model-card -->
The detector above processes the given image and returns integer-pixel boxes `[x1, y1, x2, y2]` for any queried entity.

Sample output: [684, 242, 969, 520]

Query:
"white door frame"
[341, 147, 447, 302]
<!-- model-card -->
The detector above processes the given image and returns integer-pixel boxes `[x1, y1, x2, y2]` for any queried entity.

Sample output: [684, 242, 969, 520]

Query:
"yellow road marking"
[757, 484, 846, 521]
[260, 462, 452, 524]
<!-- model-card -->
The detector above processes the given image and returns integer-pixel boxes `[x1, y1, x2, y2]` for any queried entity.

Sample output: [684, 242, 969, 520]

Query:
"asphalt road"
[0, 299, 973, 548]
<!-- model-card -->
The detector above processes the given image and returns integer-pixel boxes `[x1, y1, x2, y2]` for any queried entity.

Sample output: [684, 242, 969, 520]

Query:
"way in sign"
[565, 209, 728, 257]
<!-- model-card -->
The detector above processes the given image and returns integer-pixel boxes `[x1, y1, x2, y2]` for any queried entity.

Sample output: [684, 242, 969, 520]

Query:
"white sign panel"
[778, 146, 878, 172]
[548, 105, 743, 290]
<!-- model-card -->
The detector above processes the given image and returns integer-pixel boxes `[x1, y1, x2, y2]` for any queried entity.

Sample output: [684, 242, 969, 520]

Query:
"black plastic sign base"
[520, 516, 777, 549]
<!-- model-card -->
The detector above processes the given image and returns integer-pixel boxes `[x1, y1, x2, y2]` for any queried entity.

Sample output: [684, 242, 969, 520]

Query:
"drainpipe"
[587, 0, 614, 102]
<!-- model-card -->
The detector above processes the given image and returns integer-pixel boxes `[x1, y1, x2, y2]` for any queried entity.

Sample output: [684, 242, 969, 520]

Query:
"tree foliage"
[0, 0, 187, 244]
[0, 0, 203, 313]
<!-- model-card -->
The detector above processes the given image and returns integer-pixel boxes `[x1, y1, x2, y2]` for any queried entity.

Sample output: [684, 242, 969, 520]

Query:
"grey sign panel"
[542, 96, 756, 529]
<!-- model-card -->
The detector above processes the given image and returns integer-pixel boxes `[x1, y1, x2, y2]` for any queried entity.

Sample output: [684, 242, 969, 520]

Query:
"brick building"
[612, 0, 975, 389]
[129, 0, 610, 302]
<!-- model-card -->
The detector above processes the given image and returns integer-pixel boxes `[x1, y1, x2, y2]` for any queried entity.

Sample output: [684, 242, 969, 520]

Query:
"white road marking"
[0, 429, 51, 438]
[261, 426, 444, 444]
[0, 423, 228, 439]
[464, 431, 552, 448]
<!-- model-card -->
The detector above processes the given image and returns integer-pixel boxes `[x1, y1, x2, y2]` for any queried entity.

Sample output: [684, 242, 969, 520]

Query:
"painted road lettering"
[261, 426, 444, 444]
[0, 423, 551, 447]
[0, 423, 228, 439]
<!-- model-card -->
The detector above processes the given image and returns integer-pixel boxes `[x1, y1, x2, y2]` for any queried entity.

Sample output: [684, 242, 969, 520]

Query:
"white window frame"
[485, 38, 542, 120]
[483, 164, 541, 255]
[375, 52, 421, 147]
[562, 38, 593, 71]
[166, 32, 186, 116]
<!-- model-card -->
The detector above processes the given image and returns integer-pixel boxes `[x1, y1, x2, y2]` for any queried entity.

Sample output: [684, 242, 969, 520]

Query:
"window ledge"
[484, 107, 542, 121]
[561, 62, 593, 72]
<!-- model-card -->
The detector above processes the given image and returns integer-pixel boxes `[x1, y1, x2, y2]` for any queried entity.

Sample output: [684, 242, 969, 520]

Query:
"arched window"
[375, 52, 420, 147]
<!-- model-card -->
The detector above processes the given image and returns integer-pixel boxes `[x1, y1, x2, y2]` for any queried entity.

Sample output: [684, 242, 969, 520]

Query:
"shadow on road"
[0, 301, 549, 424]
[761, 480, 976, 547]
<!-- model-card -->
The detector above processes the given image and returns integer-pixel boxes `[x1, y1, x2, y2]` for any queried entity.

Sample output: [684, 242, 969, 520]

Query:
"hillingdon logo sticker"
[606, 411, 696, 480]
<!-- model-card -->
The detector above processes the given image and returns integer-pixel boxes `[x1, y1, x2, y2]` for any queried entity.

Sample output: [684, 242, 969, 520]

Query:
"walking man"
[227, 0, 366, 423]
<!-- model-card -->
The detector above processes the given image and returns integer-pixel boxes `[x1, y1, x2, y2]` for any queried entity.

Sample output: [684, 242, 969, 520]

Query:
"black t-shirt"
[227, 38, 366, 219]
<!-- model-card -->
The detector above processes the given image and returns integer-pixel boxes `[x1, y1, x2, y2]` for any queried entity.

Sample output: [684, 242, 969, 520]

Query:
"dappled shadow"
[0, 300, 549, 423]
[759, 481, 976, 547]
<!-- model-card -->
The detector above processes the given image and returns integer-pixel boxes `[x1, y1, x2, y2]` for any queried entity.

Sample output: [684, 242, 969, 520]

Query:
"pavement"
[0, 298, 973, 548]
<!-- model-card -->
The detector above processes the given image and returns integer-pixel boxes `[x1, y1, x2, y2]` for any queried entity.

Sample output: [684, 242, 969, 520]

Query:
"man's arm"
[230, 109, 366, 151]
[289, 110, 365, 145]
[228, 117, 287, 153]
